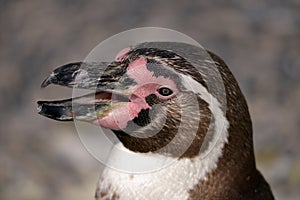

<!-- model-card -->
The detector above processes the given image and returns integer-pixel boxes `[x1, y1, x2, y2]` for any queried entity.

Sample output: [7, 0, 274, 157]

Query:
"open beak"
[37, 61, 132, 123]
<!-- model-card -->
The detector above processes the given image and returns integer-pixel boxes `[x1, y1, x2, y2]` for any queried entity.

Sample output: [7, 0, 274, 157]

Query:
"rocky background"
[0, 0, 299, 199]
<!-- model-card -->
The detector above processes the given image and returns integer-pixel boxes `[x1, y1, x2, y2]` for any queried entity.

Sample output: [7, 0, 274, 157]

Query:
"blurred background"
[1, 0, 299, 199]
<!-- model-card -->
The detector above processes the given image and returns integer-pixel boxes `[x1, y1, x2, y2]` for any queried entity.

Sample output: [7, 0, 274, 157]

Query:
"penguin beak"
[37, 61, 133, 124]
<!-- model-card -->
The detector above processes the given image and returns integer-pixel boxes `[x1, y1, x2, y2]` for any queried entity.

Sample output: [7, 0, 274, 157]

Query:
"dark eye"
[157, 87, 173, 96]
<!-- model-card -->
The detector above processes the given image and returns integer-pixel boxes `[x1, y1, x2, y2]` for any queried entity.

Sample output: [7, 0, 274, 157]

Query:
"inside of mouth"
[96, 92, 129, 103]
[71, 91, 129, 104]
[94, 92, 113, 102]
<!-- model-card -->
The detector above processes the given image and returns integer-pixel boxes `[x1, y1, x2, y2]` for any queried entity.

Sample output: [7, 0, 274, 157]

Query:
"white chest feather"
[97, 132, 226, 200]
[97, 129, 228, 200]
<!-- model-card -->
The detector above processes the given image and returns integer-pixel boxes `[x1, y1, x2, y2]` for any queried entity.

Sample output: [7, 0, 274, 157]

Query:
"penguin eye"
[157, 87, 173, 96]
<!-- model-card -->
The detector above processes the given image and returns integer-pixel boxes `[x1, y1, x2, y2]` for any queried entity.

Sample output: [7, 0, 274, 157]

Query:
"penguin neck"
[188, 51, 274, 199]
[188, 88, 260, 199]
[209, 50, 257, 175]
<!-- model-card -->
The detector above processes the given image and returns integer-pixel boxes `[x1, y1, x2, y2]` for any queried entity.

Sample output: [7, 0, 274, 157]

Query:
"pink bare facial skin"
[114, 47, 130, 62]
[127, 57, 178, 100]
[94, 56, 178, 131]
[93, 102, 150, 130]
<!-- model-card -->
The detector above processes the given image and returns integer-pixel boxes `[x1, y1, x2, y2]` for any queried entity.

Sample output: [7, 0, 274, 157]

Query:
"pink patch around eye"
[94, 56, 179, 130]
[115, 47, 130, 62]
[126, 57, 178, 98]
[127, 57, 147, 70]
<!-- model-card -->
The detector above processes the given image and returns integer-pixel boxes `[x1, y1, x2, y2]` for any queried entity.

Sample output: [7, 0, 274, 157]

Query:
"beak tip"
[37, 103, 42, 113]
[41, 72, 57, 88]
[36, 100, 74, 121]
[36, 101, 45, 115]
[40, 78, 51, 88]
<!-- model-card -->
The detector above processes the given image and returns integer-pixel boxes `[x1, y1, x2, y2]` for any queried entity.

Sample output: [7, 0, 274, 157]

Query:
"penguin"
[37, 42, 274, 200]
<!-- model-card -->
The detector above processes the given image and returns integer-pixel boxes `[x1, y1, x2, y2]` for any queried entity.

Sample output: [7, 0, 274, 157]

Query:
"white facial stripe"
[96, 75, 229, 200]
[180, 75, 229, 158]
